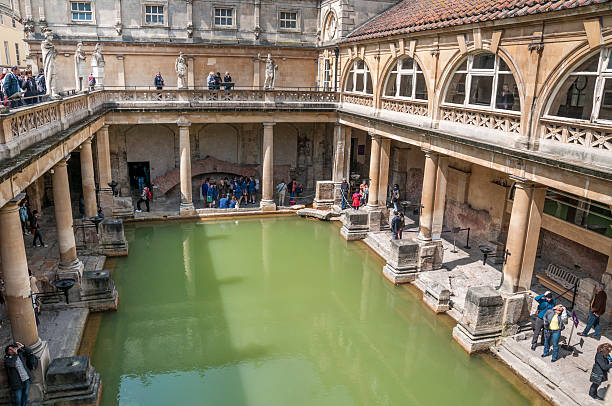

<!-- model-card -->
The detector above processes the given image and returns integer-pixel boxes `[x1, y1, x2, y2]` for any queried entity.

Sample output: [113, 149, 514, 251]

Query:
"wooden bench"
[535, 264, 581, 301]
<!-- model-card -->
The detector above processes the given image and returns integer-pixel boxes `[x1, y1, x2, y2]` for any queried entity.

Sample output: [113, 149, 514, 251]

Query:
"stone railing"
[341, 93, 374, 107]
[440, 105, 521, 135]
[381, 98, 428, 117]
[539, 118, 612, 151]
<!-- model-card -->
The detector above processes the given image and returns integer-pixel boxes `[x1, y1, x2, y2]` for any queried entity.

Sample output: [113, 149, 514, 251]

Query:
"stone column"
[95, 125, 113, 215]
[517, 185, 546, 292]
[366, 134, 381, 208]
[178, 122, 195, 215]
[260, 122, 276, 211]
[377, 138, 391, 208]
[501, 177, 533, 293]
[418, 149, 439, 241]
[332, 123, 346, 183]
[80, 137, 97, 218]
[0, 194, 50, 401]
[431, 156, 448, 240]
[52, 158, 84, 280]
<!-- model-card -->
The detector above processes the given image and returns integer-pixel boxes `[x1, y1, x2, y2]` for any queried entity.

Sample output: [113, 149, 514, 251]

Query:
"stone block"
[111, 196, 133, 218]
[74, 220, 99, 251]
[575, 277, 596, 320]
[382, 238, 419, 284]
[45, 356, 102, 406]
[417, 240, 443, 272]
[367, 208, 384, 232]
[453, 286, 504, 353]
[80, 270, 118, 312]
[501, 292, 531, 337]
[313, 181, 334, 210]
[423, 282, 451, 313]
[98, 218, 128, 257]
[340, 211, 369, 241]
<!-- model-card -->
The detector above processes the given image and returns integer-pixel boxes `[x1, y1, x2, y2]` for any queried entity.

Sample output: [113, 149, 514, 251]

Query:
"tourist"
[578, 283, 607, 341]
[154, 72, 164, 90]
[207, 182, 218, 208]
[229, 195, 237, 208]
[360, 181, 368, 205]
[589, 343, 612, 400]
[531, 291, 556, 350]
[22, 72, 37, 105]
[340, 178, 349, 210]
[277, 180, 287, 206]
[19, 200, 29, 235]
[201, 178, 210, 207]
[234, 181, 243, 205]
[29, 210, 47, 248]
[3, 66, 23, 107]
[4, 342, 36, 406]
[248, 177, 257, 204]
[497, 83, 515, 110]
[88, 73, 95, 91]
[207, 72, 216, 90]
[219, 194, 229, 208]
[241, 180, 249, 205]
[391, 184, 400, 211]
[215, 72, 222, 90]
[224, 72, 233, 90]
[29, 270, 40, 326]
[398, 212, 405, 239]
[541, 304, 567, 362]
[296, 183, 303, 197]
[391, 211, 402, 240]
[35, 68, 46, 99]
[136, 185, 151, 213]
[352, 191, 361, 210]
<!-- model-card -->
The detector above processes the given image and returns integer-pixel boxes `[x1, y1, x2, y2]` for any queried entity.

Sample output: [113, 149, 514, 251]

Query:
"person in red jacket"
[352, 192, 361, 210]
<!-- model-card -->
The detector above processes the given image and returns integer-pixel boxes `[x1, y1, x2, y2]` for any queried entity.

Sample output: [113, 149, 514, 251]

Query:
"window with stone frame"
[70, 1, 93, 22]
[323, 58, 332, 91]
[214, 8, 234, 27]
[144, 4, 164, 25]
[384, 57, 428, 101]
[344, 59, 373, 95]
[547, 48, 612, 123]
[279, 11, 298, 30]
[443, 53, 520, 112]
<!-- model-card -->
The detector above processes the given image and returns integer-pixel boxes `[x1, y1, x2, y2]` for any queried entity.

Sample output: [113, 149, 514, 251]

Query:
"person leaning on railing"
[154, 72, 164, 90]
[2, 66, 24, 107]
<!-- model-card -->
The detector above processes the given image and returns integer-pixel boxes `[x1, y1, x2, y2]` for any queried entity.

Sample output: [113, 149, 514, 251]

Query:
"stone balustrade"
[540, 117, 612, 151]
[440, 105, 522, 135]
[341, 93, 374, 107]
[381, 97, 428, 117]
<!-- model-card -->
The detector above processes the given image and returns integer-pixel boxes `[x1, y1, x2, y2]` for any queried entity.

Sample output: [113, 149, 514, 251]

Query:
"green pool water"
[92, 217, 539, 406]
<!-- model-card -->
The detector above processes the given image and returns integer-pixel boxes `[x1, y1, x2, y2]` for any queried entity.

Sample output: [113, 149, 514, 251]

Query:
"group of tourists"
[531, 284, 610, 400]
[276, 179, 303, 206]
[0, 67, 47, 108]
[18, 197, 47, 248]
[152, 71, 234, 91]
[390, 211, 406, 240]
[201, 176, 258, 209]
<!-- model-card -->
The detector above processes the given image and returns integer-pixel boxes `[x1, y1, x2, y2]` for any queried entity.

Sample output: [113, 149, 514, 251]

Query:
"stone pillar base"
[383, 264, 417, 284]
[452, 323, 501, 354]
[98, 218, 129, 257]
[423, 282, 451, 313]
[45, 355, 102, 406]
[340, 211, 369, 241]
[80, 270, 119, 312]
[313, 180, 335, 210]
[28, 339, 50, 404]
[500, 291, 532, 337]
[382, 238, 419, 284]
[57, 260, 85, 303]
[417, 239, 444, 272]
[333, 182, 344, 206]
[112, 196, 134, 218]
[180, 202, 196, 216]
[74, 220, 99, 251]
[260, 200, 277, 211]
[367, 208, 383, 232]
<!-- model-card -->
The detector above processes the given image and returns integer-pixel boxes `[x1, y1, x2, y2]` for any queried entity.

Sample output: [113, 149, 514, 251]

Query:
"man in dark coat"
[579, 283, 607, 340]
[4, 342, 35, 406]
[340, 178, 349, 210]
[531, 291, 555, 350]
[390, 211, 402, 240]
[589, 343, 612, 400]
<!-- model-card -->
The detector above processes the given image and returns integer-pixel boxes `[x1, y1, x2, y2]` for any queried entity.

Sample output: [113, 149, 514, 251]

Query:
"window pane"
[468, 75, 493, 106]
[456, 60, 467, 71]
[72, 12, 79, 19]
[607, 55, 612, 70]
[72, 3, 78, 10]
[385, 73, 397, 96]
[400, 58, 413, 70]
[495, 74, 520, 111]
[227, 9, 232, 16]
[356, 60, 364, 70]
[445, 73, 467, 104]
[575, 54, 599, 73]
[146, 15, 151, 23]
[146, 5, 151, 13]
[598, 78, 612, 121]
[549, 75, 595, 120]
[345, 72, 354, 92]
[399, 74, 413, 97]
[498, 58, 510, 72]
[415, 73, 427, 100]
[355, 73, 364, 92]
[472, 54, 495, 70]
[366, 73, 373, 94]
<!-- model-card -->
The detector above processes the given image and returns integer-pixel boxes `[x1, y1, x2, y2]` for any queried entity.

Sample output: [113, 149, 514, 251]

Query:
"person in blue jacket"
[531, 291, 555, 350]
[248, 177, 257, 204]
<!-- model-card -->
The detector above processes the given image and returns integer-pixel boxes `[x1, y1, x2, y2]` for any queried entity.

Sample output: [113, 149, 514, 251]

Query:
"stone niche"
[313, 180, 335, 210]
[340, 211, 369, 240]
[383, 238, 419, 284]
[80, 270, 119, 312]
[98, 218, 129, 257]
[45, 355, 101, 406]
[453, 286, 504, 353]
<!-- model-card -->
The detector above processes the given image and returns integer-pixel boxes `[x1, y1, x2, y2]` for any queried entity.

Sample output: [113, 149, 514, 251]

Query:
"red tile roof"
[344, 0, 611, 42]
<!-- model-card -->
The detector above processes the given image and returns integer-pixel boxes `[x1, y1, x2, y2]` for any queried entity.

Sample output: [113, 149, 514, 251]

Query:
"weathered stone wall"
[390, 146, 425, 204]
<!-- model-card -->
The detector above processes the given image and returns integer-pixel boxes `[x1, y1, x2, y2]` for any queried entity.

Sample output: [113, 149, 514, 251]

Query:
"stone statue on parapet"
[255, 53, 278, 89]
[74, 42, 87, 92]
[41, 28, 60, 99]
[91, 43, 105, 90]
[175, 51, 188, 89]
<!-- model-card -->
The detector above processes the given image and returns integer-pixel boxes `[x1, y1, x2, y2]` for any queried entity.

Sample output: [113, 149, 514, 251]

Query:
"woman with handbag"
[590, 343, 612, 400]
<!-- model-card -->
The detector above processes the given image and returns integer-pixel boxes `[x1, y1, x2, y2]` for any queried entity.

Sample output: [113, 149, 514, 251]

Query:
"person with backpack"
[589, 343, 612, 400]
[391, 184, 401, 212]
[531, 291, 555, 350]
[88, 73, 96, 90]
[35, 69, 46, 101]
[4, 342, 37, 406]
[136, 185, 151, 212]
[23, 72, 37, 105]
[19, 201, 29, 235]
[391, 211, 402, 240]
[29, 210, 47, 247]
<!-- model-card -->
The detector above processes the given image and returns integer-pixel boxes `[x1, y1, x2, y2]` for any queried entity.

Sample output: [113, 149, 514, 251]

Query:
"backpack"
[35, 75, 46, 94]
[26, 351, 39, 371]
[147, 188, 152, 199]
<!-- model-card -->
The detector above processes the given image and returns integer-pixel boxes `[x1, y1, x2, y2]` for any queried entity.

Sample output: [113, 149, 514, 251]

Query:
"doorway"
[128, 162, 150, 192]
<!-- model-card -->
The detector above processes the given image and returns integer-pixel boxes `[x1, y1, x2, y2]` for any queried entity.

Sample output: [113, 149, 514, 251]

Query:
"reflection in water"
[92, 218, 539, 406]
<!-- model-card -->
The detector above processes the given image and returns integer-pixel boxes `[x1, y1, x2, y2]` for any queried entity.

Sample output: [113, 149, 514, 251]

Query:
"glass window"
[443, 53, 520, 111]
[11, 17, 15, 27]
[323, 59, 331, 91]
[279, 11, 297, 29]
[382, 57, 428, 101]
[145, 5, 164, 24]
[71, 2, 93, 21]
[215, 8, 233, 26]
[4, 41, 9, 65]
[15, 43, 19, 65]
[344, 59, 372, 95]
[548, 49, 612, 123]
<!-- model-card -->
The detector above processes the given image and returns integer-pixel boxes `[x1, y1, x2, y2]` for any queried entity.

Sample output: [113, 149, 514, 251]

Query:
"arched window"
[547, 48, 612, 123]
[383, 57, 427, 100]
[344, 59, 373, 95]
[444, 53, 520, 112]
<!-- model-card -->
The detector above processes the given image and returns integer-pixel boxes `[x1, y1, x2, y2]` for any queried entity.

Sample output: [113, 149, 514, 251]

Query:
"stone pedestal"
[45, 356, 102, 405]
[417, 239, 443, 272]
[452, 286, 504, 353]
[98, 218, 128, 257]
[80, 270, 118, 311]
[501, 291, 532, 336]
[382, 238, 419, 284]
[367, 207, 391, 232]
[313, 181, 335, 210]
[74, 220, 99, 251]
[112, 196, 133, 218]
[423, 282, 451, 313]
[340, 211, 369, 241]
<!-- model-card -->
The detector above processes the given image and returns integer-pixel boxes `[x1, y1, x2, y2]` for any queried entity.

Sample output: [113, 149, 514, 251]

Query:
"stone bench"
[535, 264, 581, 301]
